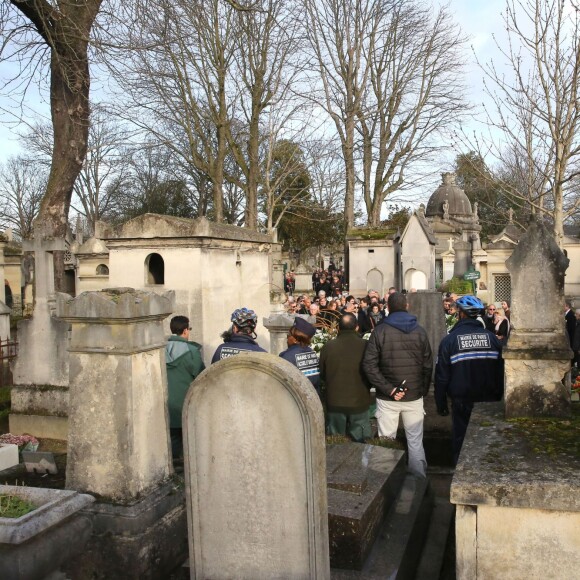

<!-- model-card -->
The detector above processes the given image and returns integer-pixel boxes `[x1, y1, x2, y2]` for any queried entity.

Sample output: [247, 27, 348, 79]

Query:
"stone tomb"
[96, 214, 277, 365]
[326, 443, 406, 570]
[183, 352, 330, 579]
[452, 403, 579, 580]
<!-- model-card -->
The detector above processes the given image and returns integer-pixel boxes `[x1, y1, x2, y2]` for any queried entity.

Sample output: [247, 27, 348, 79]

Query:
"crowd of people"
[442, 292, 511, 344]
[164, 287, 512, 477]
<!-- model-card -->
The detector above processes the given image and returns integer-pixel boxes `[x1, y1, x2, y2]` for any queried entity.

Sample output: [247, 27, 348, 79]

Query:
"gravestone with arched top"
[183, 352, 330, 579]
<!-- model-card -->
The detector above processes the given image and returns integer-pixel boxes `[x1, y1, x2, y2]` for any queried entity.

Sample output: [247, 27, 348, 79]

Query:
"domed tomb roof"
[425, 172, 472, 217]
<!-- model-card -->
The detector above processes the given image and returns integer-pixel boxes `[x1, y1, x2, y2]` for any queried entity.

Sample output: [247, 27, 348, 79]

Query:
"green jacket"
[319, 330, 370, 413]
[165, 336, 205, 428]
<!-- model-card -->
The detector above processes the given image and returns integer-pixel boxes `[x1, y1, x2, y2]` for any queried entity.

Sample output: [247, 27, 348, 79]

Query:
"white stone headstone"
[183, 352, 330, 579]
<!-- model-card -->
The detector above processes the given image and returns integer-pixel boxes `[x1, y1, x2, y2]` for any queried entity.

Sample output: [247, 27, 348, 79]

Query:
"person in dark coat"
[320, 313, 371, 442]
[565, 300, 576, 350]
[362, 293, 432, 477]
[211, 308, 266, 363]
[435, 295, 504, 466]
[279, 318, 320, 393]
[315, 275, 332, 296]
[166, 316, 205, 459]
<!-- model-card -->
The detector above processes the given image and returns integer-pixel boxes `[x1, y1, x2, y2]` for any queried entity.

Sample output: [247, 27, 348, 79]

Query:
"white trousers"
[375, 397, 427, 478]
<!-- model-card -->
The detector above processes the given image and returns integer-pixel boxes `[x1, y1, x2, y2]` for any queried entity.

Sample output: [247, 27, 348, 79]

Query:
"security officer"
[279, 317, 320, 393]
[211, 308, 266, 363]
[435, 295, 504, 465]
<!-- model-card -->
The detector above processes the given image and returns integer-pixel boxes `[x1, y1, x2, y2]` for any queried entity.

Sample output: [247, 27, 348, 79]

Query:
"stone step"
[413, 496, 455, 580]
[331, 473, 434, 579]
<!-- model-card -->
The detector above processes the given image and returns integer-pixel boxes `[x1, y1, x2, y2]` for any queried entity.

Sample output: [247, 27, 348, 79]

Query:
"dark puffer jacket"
[362, 311, 433, 401]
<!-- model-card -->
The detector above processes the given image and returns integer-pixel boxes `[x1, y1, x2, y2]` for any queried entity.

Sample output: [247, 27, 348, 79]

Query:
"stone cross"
[22, 220, 67, 313]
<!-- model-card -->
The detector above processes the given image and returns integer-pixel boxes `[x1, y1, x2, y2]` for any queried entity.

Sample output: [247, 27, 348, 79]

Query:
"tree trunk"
[343, 116, 356, 229]
[11, 0, 102, 292]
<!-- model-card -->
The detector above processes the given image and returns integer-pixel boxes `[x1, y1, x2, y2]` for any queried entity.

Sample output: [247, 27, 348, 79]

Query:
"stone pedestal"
[57, 288, 173, 499]
[263, 312, 317, 356]
[504, 334, 571, 418]
[56, 288, 188, 579]
[263, 311, 295, 355]
[452, 403, 580, 579]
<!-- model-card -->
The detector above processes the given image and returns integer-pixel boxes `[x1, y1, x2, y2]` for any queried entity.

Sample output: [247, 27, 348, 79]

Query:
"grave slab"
[452, 402, 580, 579]
[326, 443, 406, 570]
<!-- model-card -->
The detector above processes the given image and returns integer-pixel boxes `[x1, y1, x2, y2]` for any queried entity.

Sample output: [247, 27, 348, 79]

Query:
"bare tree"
[304, 0, 383, 228]
[115, 0, 241, 223]
[359, 2, 467, 226]
[468, 0, 580, 244]
[22, 106, 131, 235]
[227, 0, 304, 229]
[0, 156, 46, 239]
[1, 0, 103, 289]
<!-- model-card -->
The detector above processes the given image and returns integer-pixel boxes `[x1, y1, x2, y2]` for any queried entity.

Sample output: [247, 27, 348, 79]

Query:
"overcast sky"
[0, 0, 509, 180]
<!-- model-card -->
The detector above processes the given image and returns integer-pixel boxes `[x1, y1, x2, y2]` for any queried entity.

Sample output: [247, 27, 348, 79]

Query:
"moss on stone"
[504, 406, 580, 458]
[346, 227, 396, 240]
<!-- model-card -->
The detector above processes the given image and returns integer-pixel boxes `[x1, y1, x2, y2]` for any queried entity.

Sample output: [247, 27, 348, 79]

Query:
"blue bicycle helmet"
[455, 295, 484, 317]
[231, 307, 258, 330]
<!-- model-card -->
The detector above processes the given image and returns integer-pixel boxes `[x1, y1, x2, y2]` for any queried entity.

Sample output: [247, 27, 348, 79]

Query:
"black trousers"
[451, 399, 474, 466]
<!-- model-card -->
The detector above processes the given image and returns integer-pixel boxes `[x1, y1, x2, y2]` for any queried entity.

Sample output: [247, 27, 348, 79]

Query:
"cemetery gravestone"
[504, 217, 572, 417]
[183, 352, 330, 579]
[10, 220, 70, 439]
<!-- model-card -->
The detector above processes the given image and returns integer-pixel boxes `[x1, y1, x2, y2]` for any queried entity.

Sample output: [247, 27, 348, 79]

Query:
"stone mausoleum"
[71, 214, 278, 364]
[348, 172, 580, 304]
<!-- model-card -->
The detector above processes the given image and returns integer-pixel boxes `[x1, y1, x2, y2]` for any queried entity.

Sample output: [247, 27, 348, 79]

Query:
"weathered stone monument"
[56, 288, 187, 579]
[503, 217, 571, 417]
[451, 218, 579, 579]
[183, 352, 330, 579]
[10, 220, 70, 439]
[407, 291, 447, 367]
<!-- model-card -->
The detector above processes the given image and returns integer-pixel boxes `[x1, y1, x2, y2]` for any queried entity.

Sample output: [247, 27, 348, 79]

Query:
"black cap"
[293, 317, 316, 338]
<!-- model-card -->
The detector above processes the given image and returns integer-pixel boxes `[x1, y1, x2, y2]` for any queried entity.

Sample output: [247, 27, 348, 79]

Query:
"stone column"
[263, 311, 295, 356]
[57, 288, 188, 580]
[57, 287, 174, 499]
[504, 218, 571, 417]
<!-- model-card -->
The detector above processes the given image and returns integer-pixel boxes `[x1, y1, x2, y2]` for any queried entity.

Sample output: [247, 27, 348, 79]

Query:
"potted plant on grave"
[0, 434, 39, 455]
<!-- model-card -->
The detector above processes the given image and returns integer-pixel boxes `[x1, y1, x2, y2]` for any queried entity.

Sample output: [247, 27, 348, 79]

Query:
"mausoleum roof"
[425, 173, 472, 217]
[77, 237, 109, 255]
